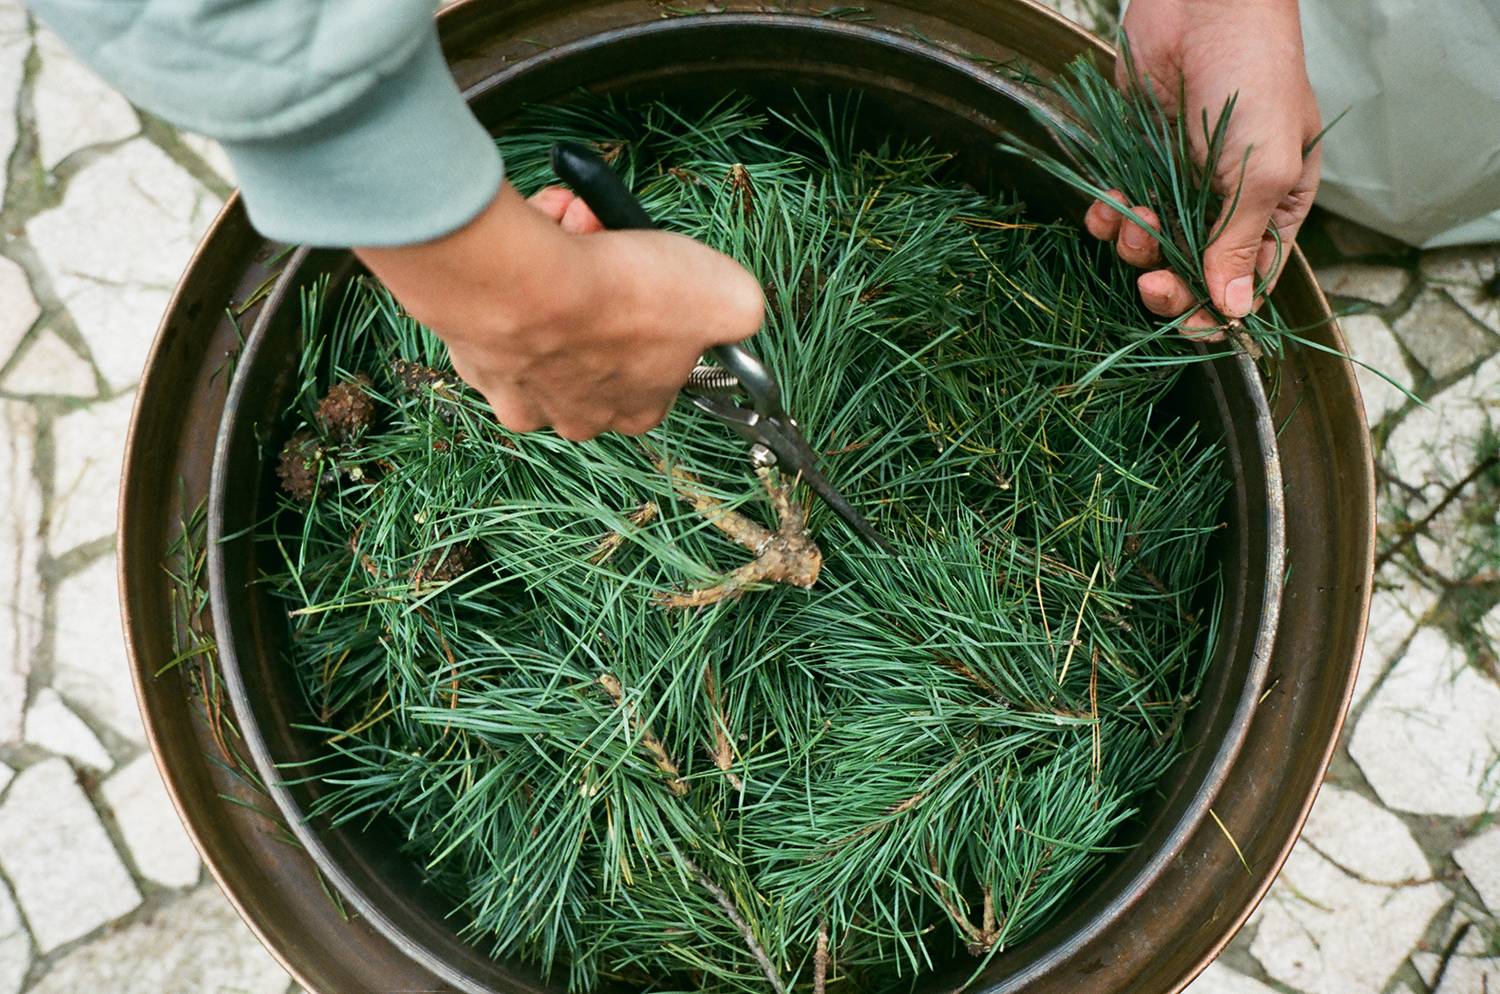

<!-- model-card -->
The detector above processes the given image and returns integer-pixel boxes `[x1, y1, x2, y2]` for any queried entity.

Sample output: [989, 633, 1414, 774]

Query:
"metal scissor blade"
[752, 419, 895, 554]
[791, 456, 896, 554]
[689, 396, 894, 552]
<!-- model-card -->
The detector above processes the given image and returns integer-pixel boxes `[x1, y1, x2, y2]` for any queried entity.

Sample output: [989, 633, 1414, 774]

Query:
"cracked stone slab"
[0, 762, 11, 795]
[0, 328, 97, 396]
[1412, 918, 1489, 987]
[27, 139, 221, 388]
[0, 757, 142, 952]
[52, 552, 144, 744]
[101, 754, 201, 888]
[1392, 288, 1499, 381]
[1352, 570, 1440, 710]
[1350, 628, 1500, 816]
[1339, 312, 1414, 427]
[49, 390, 135, 554]
[182, 132, 235, 185]
[33, 27, 139, 170]
[1421, 246, 1500, 334]
[0, 400, 41, 745]
[24, 884, 288, 994]
[0, 877, 26, 994]
[1317, 262, 1409, 307]
[0, 1, 29, 209]
[1046, 0, 1113, 33]
[1454, 827, 1500, 917]
[1412, 493, 1490, 583]
[0, 256, 40, 371]
[1486, 602, 1500, 645]
[1431, 956, 1500, 994]
[24, 687, 112, 770]
[1249, 784, 1448, 994]
[1183, 962, 1279, 994]
[1382, 352, 1500, 507]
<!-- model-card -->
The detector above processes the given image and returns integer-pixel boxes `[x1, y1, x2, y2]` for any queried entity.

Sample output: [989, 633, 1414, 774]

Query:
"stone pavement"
[0, 3, 1496, 993]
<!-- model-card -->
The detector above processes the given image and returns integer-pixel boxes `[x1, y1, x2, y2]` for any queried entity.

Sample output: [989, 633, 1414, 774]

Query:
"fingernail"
[1122, 224, 1149, 253]
[1225, 275, 1254, 318]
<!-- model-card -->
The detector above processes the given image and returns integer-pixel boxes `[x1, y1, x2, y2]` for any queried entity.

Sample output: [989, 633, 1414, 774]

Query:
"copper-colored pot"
[118, 3, 1373, 993]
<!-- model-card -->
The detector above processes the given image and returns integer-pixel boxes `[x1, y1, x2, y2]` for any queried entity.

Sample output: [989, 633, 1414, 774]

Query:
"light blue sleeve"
[27, 0, 503, 247]
[220, 29, 504, 247]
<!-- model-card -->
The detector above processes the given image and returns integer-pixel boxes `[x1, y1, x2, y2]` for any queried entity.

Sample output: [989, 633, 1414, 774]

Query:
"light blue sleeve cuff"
[220, 29, 503, 248]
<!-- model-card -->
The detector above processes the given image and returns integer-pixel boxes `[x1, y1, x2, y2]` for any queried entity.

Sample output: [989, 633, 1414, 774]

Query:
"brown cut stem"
[814, 918, 830, 994]
[657, 457, 773, 549]
[1223, 318, 1265, 361]
[599, 673, 688, 796]
[347, 523, 380, 579]
[727, 163, 756, 219]
[590, 502, 659, 565]
[926, 852, 996, 954]
[654, 459, 822, 609]
[703, 663, 745, 791]
[935, 657, 1008, 703]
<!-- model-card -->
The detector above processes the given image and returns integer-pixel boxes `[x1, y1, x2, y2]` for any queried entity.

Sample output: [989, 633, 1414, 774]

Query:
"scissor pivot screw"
[750, 443, 777, 469]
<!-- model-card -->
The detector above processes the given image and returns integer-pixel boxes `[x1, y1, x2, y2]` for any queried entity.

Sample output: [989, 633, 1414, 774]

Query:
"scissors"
[551, 142, 894, 554]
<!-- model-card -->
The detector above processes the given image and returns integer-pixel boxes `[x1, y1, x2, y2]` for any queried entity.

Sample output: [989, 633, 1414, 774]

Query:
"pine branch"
[654, 460, 822, 608]
[998, 38, 1351, 363]
[680, 855, 789, 994]
[599, 673, 689, 797]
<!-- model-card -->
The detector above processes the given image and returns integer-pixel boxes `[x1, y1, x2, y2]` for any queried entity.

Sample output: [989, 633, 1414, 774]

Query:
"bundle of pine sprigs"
[265, 59, 1267, 994]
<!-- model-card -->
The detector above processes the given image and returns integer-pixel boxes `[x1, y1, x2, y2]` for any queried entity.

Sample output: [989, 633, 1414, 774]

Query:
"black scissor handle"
[550, 142, 655, 230]
[550, 142, 780, 417]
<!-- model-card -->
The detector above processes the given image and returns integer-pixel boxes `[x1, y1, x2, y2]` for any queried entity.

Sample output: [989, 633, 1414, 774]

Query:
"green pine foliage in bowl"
[262, 81, 1243, 994]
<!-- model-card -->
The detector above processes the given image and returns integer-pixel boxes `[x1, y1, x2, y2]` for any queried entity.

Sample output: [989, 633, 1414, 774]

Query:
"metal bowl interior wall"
[118, 3, 1372, 994]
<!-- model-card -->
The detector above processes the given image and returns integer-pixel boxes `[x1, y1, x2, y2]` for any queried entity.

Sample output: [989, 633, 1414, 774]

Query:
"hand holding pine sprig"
[268, 95, 1229, 994]
[1001, 35, 1330, 356]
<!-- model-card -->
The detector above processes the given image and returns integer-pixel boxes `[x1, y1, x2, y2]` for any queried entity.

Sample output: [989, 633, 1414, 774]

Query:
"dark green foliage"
[264, 95, 1229, 994]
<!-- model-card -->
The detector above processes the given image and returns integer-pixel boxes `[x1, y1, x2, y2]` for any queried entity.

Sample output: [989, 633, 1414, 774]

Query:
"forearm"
[354, 179, 764, 441]
[28, 0, 502, 246]
[356, 183, 604, 349]
[31, 1, 767, 445]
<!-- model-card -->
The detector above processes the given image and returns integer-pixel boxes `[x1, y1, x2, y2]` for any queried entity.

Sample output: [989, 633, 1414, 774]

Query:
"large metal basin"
[117, 3, 1373, 993]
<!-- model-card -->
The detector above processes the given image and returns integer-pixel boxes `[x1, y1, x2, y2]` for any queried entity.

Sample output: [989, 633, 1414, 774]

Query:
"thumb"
[1202, 154, 1301, 319]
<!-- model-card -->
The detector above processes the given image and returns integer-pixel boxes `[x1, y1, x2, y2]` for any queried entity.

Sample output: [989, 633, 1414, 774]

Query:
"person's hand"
[355, 183, 765, 440]
[1084, 0, 1321, 333]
